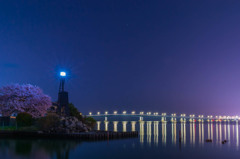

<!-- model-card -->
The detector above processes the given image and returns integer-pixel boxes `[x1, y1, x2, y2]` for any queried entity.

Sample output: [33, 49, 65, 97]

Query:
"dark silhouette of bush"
[69, 103, 83, 121]
[37, 113, 60, 131]
[16, 112, 33, 127]
[68, 103, 96, 128]
[84, 116, 96, 128]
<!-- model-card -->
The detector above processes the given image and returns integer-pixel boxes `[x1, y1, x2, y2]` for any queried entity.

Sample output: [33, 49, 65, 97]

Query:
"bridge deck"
[87, 113, 239, 122]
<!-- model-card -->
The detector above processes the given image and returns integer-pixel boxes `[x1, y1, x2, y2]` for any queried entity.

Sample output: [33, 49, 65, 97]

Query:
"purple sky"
[1, 0, 240, 115]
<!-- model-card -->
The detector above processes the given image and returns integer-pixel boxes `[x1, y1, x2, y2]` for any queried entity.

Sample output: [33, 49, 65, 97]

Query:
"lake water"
[0, 121, 240, 159]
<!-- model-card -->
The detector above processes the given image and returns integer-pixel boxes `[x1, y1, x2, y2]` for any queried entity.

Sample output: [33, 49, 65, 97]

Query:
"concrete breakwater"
[0, 130, 138, 140]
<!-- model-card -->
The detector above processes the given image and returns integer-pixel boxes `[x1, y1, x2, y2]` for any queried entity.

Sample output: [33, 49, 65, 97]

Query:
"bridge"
[87, 111, 239, 123]
[87, 111, 240, 136]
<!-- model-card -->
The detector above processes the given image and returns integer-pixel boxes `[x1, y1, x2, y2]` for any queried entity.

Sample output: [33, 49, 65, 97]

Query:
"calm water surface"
[1, 121, 240, 159]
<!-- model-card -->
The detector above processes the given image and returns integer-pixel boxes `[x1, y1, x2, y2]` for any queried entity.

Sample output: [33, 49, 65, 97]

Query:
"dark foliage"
[84, 116, 96, 128]
[37, 113, 60, 131]
[68, 103, 83, 121]
[16, 112, 33, 127]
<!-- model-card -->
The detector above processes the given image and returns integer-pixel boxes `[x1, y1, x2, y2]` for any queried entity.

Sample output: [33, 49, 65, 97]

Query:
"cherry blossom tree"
[0, 84, 52, 117]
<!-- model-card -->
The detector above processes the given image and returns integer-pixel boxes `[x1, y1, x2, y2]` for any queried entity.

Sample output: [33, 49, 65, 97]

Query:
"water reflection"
[139, 121, 144, 144]
[1, 121, 240, 159]
[236, 123, 239, 148]
[207, 123, 210, 140]
[162, 122, 167, 146]
[202, 123, 204, 145]
[95, 120, 240, 148]
[219, 123, 222, 144]
[211, 123, 213, 141]
[189, 122, 196, 146]
[180, 122, 186, 146]
[199, 123, 203, 145]
[153, 121, 159, 146]
[228, 123, 230, 145]
[147, 121, 152, 145]
[171, 122, 176, 145]
[0, 139, 80, 159]
[216, 123, 218, 143]
[224, 123, 227, 141]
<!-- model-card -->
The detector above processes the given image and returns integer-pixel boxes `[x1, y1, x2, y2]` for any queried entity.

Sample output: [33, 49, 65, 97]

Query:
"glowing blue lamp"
[60, 71, 66, 77]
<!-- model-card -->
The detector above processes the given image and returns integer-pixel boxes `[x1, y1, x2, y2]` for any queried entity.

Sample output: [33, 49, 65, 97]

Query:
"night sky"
[1, 0, 240, 115]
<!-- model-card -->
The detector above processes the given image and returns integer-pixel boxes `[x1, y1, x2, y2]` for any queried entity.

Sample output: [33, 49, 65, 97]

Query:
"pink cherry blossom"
[0, 84, 52, 117]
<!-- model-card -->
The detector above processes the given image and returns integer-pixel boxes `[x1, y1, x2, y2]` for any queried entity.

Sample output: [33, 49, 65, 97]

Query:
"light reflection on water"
[1, 121, 240, 159]
[97, 120, 240, 148]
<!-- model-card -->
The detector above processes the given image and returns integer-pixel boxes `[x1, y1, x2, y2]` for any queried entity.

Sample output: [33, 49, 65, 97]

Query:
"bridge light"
[171, 113, 176, 117]
[131, 111, 135, 115]
[114, 111, 117, 115]
[162, 113, 166, 116]
[123, 111, 127, 114]
[181, 114, 186, 117]
[140, 111, 144, 115]
[190, 114, 195, 118]
[105, 111, 108, 115]
[97, 112, 100, 115]
[89, 112, 92, 115]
